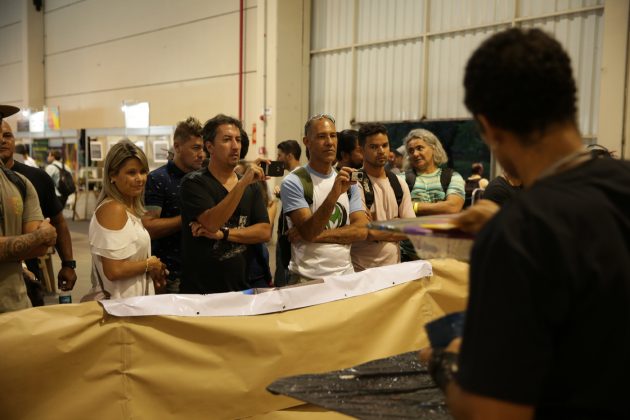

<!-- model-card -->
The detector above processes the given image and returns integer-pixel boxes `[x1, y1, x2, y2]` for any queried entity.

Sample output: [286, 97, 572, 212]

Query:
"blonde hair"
[98, 139, 149, 217]
[403, 128, 448, 168]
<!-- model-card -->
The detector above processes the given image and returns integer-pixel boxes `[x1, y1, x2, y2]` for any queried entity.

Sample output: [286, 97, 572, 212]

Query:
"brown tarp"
[0, 259, 468, 419]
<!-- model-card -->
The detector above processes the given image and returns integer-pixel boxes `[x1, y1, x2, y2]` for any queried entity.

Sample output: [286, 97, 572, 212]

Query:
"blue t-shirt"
[280, 164, 364, 279]
[281, 165, 363, 216]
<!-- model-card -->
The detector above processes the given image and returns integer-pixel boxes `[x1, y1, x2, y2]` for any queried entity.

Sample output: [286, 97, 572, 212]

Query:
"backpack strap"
[440, 168, 453, 195]
[359, 168, 403, 210]
[404, 168, 416, 192]
[358, 168, 374, 209]
[385, 169, 403, 206]
[1, 167, 26, 200]
[294, 166, 313, 205]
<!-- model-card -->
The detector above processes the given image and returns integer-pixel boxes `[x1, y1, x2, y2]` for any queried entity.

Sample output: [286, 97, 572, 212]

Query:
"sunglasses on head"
[304, 113, 336, 135]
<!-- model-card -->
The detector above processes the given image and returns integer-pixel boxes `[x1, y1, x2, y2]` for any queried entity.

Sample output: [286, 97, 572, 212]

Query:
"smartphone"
[260, 161, 285, 177]
[350, 171, 364, 182]
[424, 311, 466, 348]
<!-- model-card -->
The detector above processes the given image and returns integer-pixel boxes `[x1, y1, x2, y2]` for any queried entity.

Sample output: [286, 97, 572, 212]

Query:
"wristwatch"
[220, 226, 229, 241]
[61, 260, 76, 269]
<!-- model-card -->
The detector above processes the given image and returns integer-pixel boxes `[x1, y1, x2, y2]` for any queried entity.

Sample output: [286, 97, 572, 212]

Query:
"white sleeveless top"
[89, 200, 155, 299]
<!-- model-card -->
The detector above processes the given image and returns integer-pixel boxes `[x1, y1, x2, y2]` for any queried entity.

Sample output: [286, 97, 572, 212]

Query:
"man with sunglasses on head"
[280, 114, 368, 284]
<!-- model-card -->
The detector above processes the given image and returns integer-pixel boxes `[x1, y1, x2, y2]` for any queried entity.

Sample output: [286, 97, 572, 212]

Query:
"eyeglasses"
[304, 113, 335, 135]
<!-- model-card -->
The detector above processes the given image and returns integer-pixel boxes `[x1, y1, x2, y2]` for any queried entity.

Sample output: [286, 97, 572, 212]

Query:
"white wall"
[309, 0, 617, 149]
[42, 0, 259, 133]
[0, 0, 263, 147]
[0, 0, 314, 160]
[4, 1, 624, 157]
[0, 0, 24, 108]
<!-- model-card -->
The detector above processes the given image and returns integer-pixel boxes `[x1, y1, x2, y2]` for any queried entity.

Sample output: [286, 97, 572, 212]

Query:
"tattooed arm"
[0, 218, 57, 262]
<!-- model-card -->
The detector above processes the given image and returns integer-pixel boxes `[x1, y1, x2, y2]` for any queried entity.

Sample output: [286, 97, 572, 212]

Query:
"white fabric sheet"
[101, 260, 433, 317]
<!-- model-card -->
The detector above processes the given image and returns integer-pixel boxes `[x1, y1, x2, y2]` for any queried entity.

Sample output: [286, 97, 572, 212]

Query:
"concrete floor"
[43, 216, 92, 305]
[44, 214, 277, 305]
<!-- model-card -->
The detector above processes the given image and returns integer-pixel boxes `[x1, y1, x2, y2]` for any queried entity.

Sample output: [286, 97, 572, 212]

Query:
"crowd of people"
[0, 27, 628, 418]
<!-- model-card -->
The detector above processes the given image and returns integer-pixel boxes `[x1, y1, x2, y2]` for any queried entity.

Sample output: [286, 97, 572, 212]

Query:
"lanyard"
[536, 149, 595, 181]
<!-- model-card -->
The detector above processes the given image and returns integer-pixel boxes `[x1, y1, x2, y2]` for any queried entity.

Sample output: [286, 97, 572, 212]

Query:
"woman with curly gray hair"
[404, 128, 465, 215]
[401, 129, 466, 261]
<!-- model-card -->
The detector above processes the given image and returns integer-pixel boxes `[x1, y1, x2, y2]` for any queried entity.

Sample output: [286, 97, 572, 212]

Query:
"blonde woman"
[88, 140, 166, 299]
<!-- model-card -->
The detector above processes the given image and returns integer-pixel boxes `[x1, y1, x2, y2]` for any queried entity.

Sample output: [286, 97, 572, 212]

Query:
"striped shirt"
[409, 168, 465, 202]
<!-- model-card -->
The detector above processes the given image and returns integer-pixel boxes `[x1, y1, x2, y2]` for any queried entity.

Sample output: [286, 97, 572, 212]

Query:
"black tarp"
[268, 351, 451, 419]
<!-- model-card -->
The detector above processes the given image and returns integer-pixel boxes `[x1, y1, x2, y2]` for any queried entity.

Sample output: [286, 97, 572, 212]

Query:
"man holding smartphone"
[179, 114, 271, 293]
[280, 114, 368, 283]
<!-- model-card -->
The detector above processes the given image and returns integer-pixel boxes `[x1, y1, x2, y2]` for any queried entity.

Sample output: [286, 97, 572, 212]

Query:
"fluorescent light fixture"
[121, 100, 150, 128]
[29, 111, 45, 132]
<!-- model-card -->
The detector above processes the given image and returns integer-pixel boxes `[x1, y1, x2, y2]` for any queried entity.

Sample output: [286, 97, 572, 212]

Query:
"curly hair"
[404, 128, 448, 166]
[464, 28, 577, 140]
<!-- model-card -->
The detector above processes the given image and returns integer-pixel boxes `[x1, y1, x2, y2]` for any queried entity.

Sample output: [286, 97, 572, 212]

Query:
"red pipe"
[238, 0, 244, 121]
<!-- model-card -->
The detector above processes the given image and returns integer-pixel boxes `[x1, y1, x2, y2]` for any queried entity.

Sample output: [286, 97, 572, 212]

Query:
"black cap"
[0, 105, 20, 120]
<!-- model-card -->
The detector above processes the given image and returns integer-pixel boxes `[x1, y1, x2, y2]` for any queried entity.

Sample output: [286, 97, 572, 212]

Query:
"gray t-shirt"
[0, 170, 44, 313]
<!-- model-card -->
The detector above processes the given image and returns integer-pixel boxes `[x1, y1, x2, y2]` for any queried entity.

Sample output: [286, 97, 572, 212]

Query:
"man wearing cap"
[0, 105, 57, 313]
[0, 116, 77, 298]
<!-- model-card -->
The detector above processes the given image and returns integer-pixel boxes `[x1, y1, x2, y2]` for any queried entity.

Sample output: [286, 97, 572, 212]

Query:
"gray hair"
[98, 139, 149, 217]
[403, 128, 448, 167]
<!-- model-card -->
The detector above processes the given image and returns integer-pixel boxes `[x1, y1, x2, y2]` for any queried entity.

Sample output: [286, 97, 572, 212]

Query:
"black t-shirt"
[179, 168, 269, 294]
[458, 157, 630, 418]
[11, 160, 63, 218]
[482, 175, 522, 206]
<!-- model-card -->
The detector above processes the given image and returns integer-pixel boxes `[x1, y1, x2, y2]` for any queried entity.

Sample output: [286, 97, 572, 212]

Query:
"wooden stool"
[38, 249, 56, 294]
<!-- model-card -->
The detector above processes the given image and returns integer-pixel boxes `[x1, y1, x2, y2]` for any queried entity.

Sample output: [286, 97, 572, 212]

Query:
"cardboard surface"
[0, 259, 468, 419]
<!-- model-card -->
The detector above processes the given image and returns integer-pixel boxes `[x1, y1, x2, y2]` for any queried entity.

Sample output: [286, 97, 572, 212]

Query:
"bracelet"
[428, 349, 459, 392]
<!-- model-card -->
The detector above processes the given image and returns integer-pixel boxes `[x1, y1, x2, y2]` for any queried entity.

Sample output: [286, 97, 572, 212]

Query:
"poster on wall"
[107, 138, 123, 154]
[134, 140, 146, 153]
[63, 142, 78, 171]
[153, 140, 169, 163]
[46, 106, 61, 130]
[32, 139, 49, 164]
[90, 142, 103, 161]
